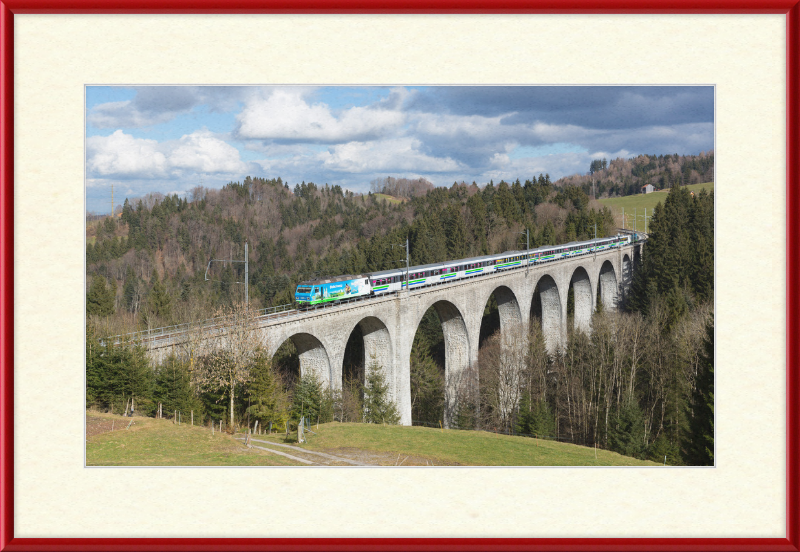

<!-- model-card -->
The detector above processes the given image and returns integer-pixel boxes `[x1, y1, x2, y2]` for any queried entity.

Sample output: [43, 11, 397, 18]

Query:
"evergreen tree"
[410, 346, 444, 425]
[153, 355, 203, 418]
[683, 317, 714, 465]
[86, 333, 153, 414]
[291, 373, 324, 422]
[517, 396, 555, 438]
[363, 361, 400, 424]
[87, 275, 115, 316]
[445, 205, 468, 260]
[246, 352, 290, 429]
[145, 269, 171, 321]
[609, 399, 647, 459]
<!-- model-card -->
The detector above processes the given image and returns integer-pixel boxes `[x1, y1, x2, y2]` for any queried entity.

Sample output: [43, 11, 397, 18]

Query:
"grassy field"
[374, 193, 406, 205]
[263, 423, 660, 466]
[86, 412, 296, 466]
[599, 182, 714, 232]
[87, 412, 659, 466]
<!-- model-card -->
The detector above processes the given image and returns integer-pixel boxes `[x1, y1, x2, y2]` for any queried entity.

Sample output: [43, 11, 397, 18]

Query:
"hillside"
[86, 412, 659, 466]
[85, 151, 714, 338]
[85, 157, 715, 467]
[556, 151, 714, 198]
[599, 182, 715, 231]
[86, 174, 617, 336]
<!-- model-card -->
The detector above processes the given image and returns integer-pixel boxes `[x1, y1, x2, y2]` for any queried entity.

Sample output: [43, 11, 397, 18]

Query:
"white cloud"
[169, 130, 247, 174]
[320, 138, 462, 173]
[86, 129, 246, 179]
[87, 130, 168, 178]
[236, 89, 404, 142]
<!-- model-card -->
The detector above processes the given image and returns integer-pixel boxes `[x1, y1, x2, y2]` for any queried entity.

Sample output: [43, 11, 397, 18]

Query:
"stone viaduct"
[146, 242, 641, 427]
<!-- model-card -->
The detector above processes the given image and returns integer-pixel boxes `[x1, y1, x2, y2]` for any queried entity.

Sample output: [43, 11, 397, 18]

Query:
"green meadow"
[599, 182, 714, 232]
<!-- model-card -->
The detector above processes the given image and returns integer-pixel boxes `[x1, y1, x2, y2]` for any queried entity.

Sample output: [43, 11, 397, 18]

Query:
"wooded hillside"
[85, 152, 715, 465]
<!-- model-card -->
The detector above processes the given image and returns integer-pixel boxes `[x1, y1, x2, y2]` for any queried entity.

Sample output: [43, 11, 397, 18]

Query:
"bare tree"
[194, 301, 266, 430]
[478, 326, 529, 432]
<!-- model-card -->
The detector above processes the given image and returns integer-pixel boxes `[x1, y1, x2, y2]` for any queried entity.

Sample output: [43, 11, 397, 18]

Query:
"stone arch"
[598, 260, 618, 311]
[569, 266, 593, 334]
[273, 333, 332, 388]
[491, 285, 523, 329]
[346, 316, 393, 386]
[531, 274, 562, 354]
[478, 285, 523, 344]
[412, 300, 470, 428]
[622, 253, 633, 291]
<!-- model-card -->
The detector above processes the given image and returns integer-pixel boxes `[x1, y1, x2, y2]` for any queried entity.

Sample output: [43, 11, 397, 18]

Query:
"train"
[294, 233, 636, 308]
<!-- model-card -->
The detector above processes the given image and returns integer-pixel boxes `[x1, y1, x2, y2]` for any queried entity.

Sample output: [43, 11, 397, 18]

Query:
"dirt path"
[246, 439, 372, 466]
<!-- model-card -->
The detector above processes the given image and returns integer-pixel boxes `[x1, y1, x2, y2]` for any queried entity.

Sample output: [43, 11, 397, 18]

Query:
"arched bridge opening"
[410, 300, 470, 429]
[531, 274, 563, 355]
[271, 332, 332, 390]
[597, 260, 618, 311]
[568, 266, 594, 335]
[341, 316, 394, 422]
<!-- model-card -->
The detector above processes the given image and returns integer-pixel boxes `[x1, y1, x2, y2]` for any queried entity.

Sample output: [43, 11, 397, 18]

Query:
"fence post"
[174, 410, 176, 424]
[191, 410, 193, 426]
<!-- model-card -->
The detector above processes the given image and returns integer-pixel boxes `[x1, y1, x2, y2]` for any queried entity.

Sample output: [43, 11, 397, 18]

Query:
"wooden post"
[179, 411, 181, 425]
[174, 410, 177, 424]
[219, 420, 222, 433]
[191, 411, 193, 426]
[253, 420, 259, 435]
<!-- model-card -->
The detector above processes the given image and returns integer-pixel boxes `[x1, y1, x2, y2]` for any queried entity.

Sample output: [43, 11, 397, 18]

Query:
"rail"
[107, 240, 643, 347]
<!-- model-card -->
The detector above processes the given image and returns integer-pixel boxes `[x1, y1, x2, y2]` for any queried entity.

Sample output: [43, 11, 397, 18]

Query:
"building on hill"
[641, 184, 654, 194]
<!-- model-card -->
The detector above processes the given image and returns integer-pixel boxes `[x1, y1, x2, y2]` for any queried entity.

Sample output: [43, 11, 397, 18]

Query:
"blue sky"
[85, 85, 714, 214]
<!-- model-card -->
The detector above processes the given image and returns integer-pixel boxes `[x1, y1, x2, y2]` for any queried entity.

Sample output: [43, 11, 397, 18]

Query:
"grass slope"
[87, 413, 658, 466]
[599, 182, 714, 232]
[373, 193, 406, 205]
[86, 412, 297, 466]
[259, 423, 659, 467]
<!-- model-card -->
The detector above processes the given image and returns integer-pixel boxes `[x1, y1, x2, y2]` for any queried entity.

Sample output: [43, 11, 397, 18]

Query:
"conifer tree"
[291, 372, 324, 422]
[146, 269, 171, 321]
[247, 352, 290, 429]
[363, 360, 400, 424]
[87, 275, 115, 316]
[153, 355, 203, 418]
[445, 205, 468, 260]
[609, 399, 647, 459]
[683, 317, 714, 465]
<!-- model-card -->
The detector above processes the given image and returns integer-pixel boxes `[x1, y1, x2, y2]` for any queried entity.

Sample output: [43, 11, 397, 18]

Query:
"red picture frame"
[1, 3, 798, 551]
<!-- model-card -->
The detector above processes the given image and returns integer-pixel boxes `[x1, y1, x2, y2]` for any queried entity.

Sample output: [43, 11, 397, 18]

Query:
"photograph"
[84, 85, 716, 468]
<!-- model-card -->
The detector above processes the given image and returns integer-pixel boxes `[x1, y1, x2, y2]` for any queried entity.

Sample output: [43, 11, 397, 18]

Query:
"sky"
[85, 85, 714, 214]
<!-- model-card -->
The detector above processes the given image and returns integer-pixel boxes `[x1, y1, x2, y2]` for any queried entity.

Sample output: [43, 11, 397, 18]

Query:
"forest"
[86, 152, 714, 465]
